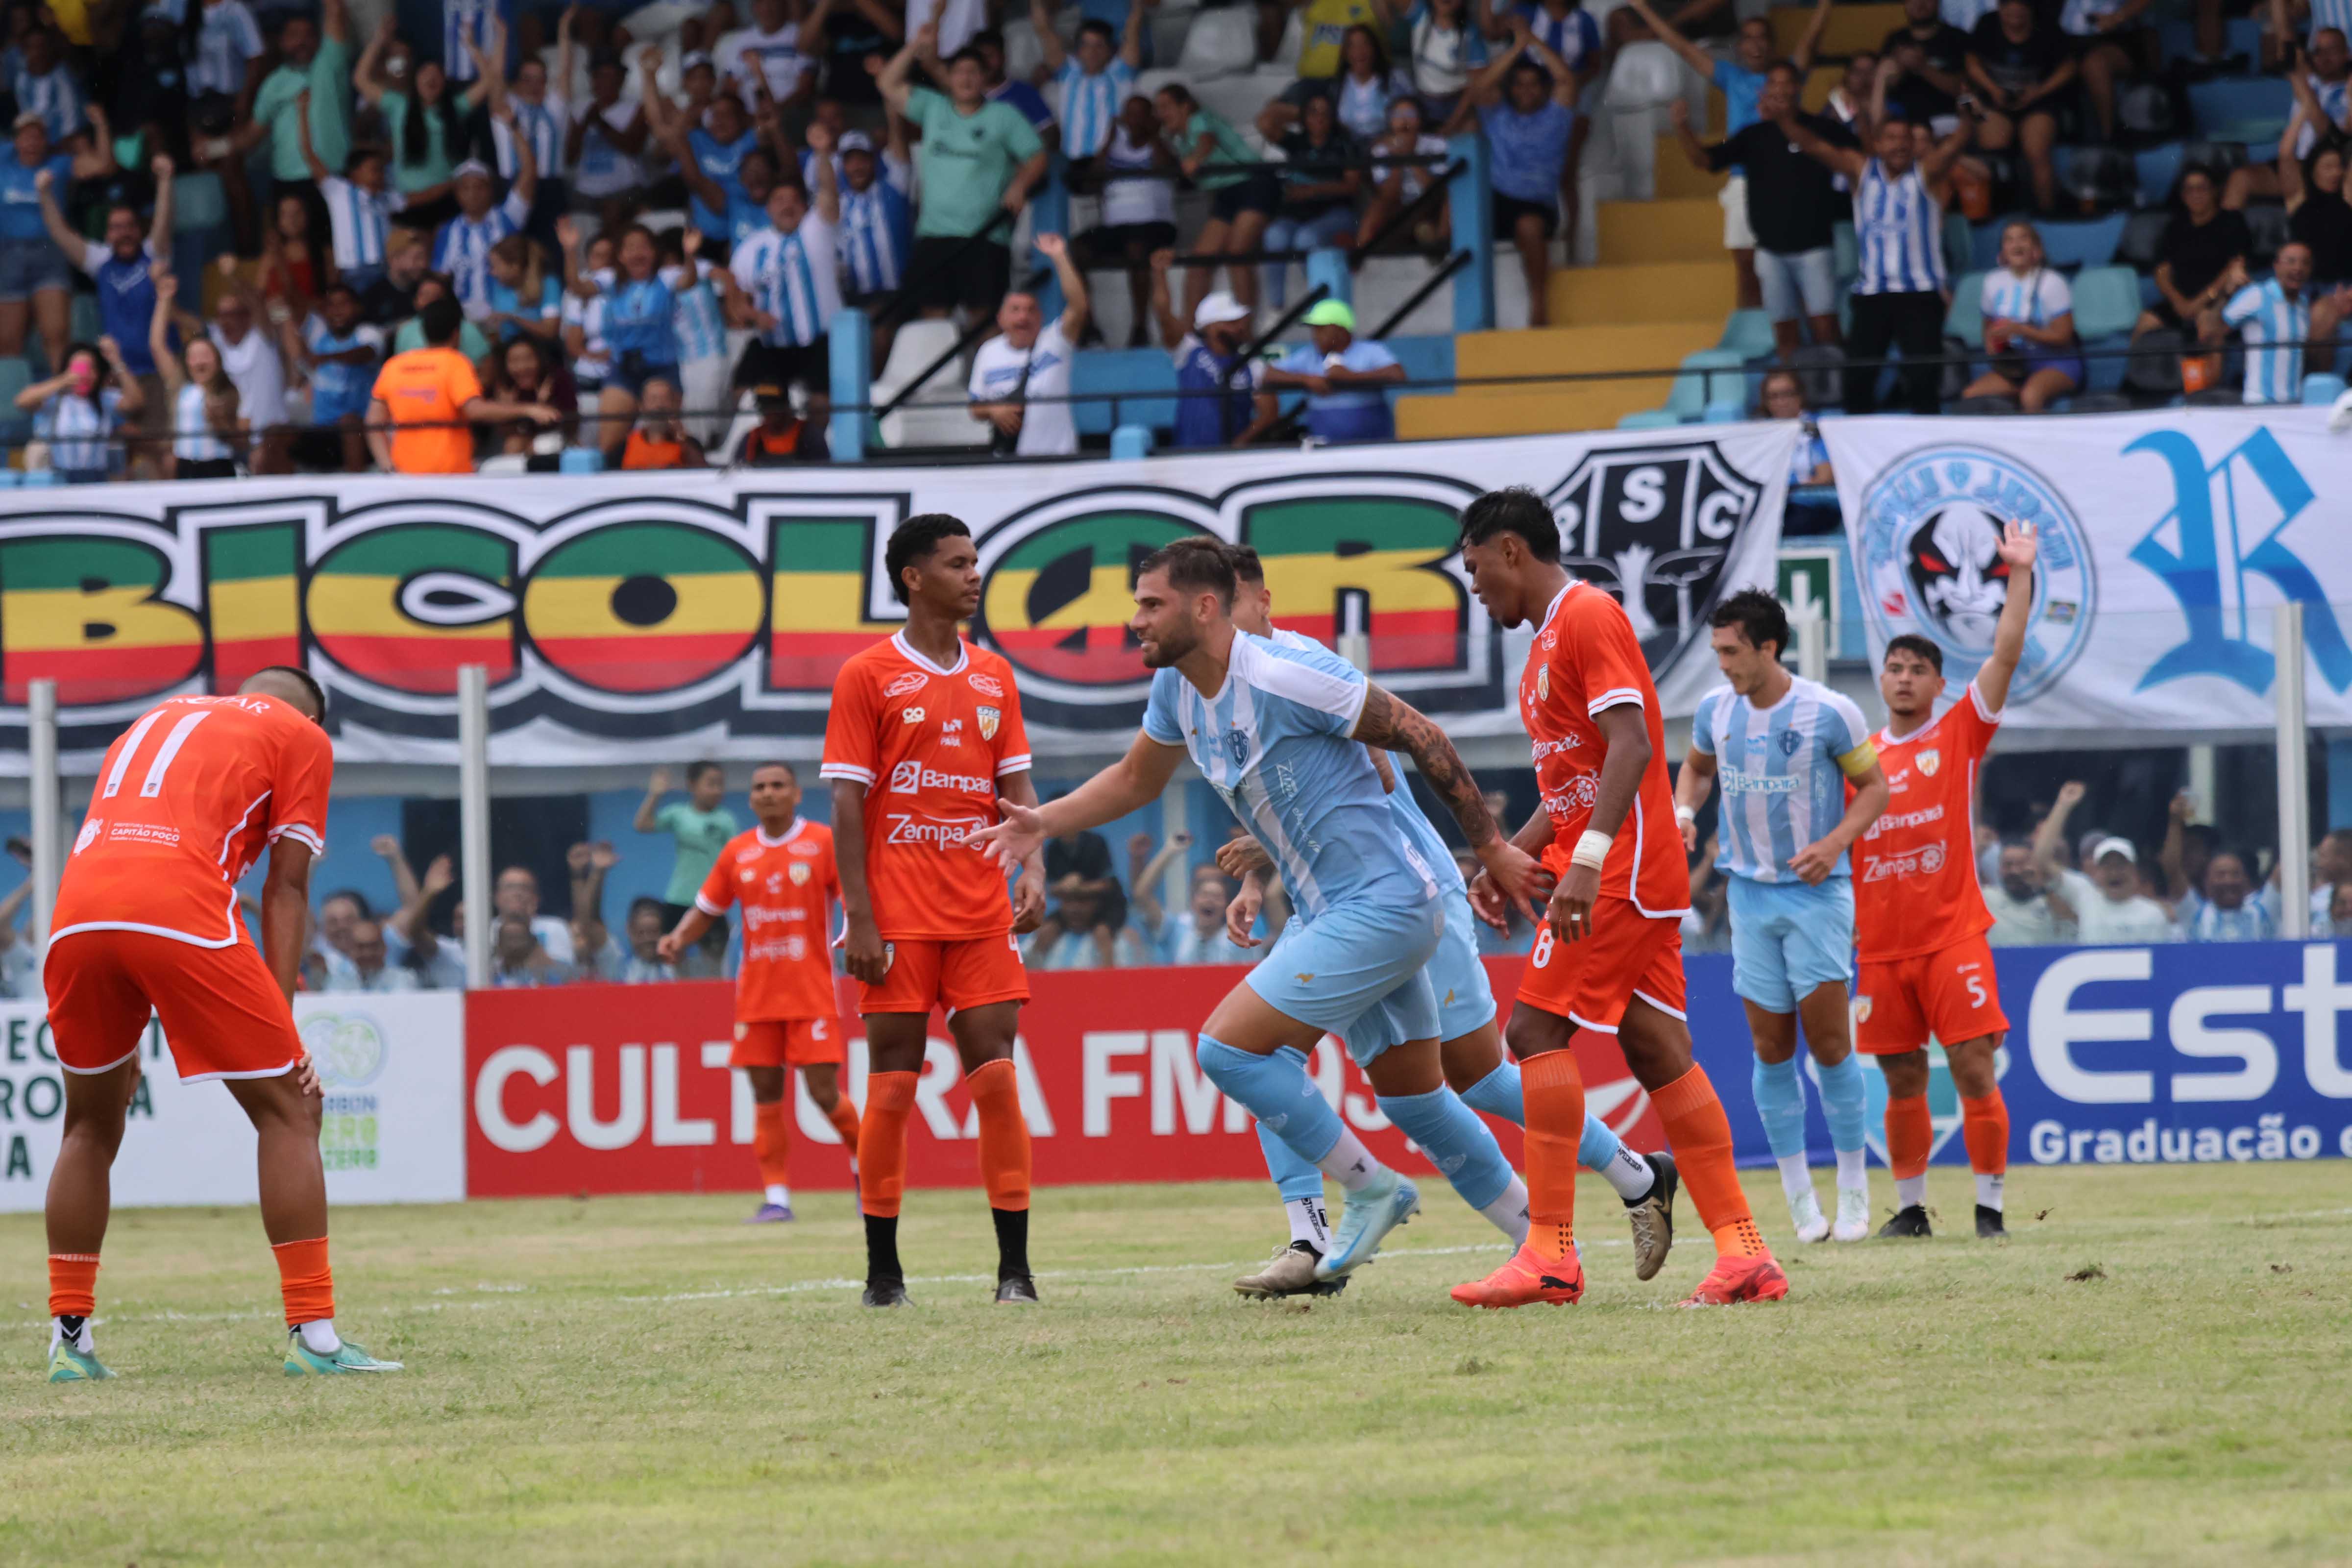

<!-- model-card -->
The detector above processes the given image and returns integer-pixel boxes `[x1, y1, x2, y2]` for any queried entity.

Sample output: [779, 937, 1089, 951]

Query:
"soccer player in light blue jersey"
[1210, 547, 1679, 1297]
[976, 539, 1550, 1290]
[1674, 590, 1889, 1244]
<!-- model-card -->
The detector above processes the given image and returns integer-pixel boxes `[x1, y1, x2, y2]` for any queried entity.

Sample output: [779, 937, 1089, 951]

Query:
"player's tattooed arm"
[831, 780, 890, 985]
[1354, 683, 1546, 920]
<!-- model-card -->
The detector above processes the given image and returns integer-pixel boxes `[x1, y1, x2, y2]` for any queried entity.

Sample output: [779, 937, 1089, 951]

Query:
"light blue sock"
[1459, 1060, 1524, 1125]
[1577, 1109, 1623, 1172]
[1198, 1035, 1350, 1172]
[1377, 1087, 1514, 1211]
[1751, 1054, 1809, 1162]
[1815, 1051, 1869, 1157]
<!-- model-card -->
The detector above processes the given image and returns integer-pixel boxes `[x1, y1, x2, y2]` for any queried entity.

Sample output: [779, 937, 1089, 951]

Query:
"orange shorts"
[1514, 898, 1687, 1034]
[45, 930, 304, 1083]
[858, 931, 1029, 1016]
[1855, 933, 2009, 1054]
[731, 1017, 848, 1068]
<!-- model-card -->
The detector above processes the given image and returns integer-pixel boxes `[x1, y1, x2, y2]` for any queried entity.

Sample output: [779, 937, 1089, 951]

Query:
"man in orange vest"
[366, 297, 559, 473]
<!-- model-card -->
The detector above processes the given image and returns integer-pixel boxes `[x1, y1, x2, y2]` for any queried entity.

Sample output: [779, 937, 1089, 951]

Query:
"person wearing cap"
[2069, 835, 2178, 946]
[834, 122, 914, 303]
[1147, 248, 1274, 448]
[368, 294, 560, 473]
[1, 105, 113, 373]
[1258, 299, 1404, 444]
[967, 231, 1089, 456]
[430, 124, 539, 320]
[734, 382, 829, 463]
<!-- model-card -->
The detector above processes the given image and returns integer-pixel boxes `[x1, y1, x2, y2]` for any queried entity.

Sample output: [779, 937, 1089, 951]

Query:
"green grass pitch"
[5, 1164, 2350, 1565]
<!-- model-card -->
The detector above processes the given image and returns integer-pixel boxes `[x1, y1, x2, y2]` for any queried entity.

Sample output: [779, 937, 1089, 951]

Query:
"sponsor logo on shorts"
[889, 760, 993, 796]
[967, 672, 1004, 698]
[884, 672, 929, 698]
[1854, 996, 1873, 1022]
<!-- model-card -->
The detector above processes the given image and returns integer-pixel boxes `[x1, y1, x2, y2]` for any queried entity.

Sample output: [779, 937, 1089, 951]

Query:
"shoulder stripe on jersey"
[1968, 680, 2003, 723]
[1246, 639, 1370, 728]
[267, 822, 325, 853]
[1587, 686, 1644, 715]
[818, 762, 876, 783]
[218, 790, 272, 865]
[100, 709, 170, 800]
[694, 891, 727, 916]
[995, 753, 1031, 776]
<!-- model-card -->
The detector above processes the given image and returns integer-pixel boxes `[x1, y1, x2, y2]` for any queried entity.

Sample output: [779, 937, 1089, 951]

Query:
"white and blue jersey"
[442, 0, 515, 84]
[1055, 58, 1135, 159]
[2223, 277, 2309, 405]
[687, 126, 757, 238]
[12, 63, 83, 143]
[838, 158, 912, 294]
[667, 261, 728, 363]
[1853, 157, 1946, 296]
[494, 94, 569, 181]
[191, 0, 265, 97]
[729, 213, 839, 347]
[1519, 2, 1601, 71]
[320, 174, 402, 274]
[432, 189, 530, 316]
[1693, 675, 1876, 885]
[302, 315, 383, 422]
[2307, 0, 2352, 40]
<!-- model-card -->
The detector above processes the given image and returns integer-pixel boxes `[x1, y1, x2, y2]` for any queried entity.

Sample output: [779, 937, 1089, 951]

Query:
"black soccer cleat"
[1876, 1203, 1933, 1239]
[994, 1274, 1040, 1305]
[861, 1279, 912, 1308]
[1975, 1204, 2007, 1239]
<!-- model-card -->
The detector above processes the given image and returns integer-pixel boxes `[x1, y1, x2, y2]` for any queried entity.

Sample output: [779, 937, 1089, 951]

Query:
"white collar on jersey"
[892, 629, 968, 676]
[1540, 579, 1579, 634]
[755, 816, 804, 849]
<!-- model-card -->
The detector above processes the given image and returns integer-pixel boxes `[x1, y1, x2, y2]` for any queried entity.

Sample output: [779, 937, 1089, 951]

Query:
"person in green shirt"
[1155, 82, 1280, 320]
[879, 22, 1049, 321]
[390, 276, 494, 362]
[635, 762, 741, 925]
[214, 0, 354, 253]
[356, 18, 485, 227]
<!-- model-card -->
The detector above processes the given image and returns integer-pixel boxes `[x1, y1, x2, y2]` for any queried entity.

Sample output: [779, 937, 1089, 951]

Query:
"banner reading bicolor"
[0, 426, 1795, 768]
[1824, 407, 2352, 733]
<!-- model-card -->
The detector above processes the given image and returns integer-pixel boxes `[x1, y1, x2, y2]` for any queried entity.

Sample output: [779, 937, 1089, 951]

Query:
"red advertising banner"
[463, 962, 1664, 1199]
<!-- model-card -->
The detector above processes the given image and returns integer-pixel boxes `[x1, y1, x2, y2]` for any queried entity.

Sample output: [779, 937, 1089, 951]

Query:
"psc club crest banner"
[0, 425, 1796, 769]
[1824, 408, 2352, 734]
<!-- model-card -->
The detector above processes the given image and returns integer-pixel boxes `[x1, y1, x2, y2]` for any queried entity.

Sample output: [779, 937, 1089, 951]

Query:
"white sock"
[1284, 1196, 1330, 1251]
[764, 1184, 791, 1207]
[1600, 1145, 1655, 1202]
[1896, 1175, 1927, 1209]
[51, 1316, 93, 1354]
[298, 1318, 341, 1355]
[1317, 1128, 1383, 1193]
[1479, 1174, 1531, 1246]
[1835, 1148, 1866, 1193]
[1777, 1154, 1814, 1202]
[1976, 1173, 2005, 1212]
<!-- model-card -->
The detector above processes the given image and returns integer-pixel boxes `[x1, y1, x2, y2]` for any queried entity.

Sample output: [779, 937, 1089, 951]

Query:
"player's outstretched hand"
[1010, 865, 1047, 933]
[1216, 835, 1271, 878]
[1467, 868, 1510, 931]
[971, 798, 1045, 870]
[1788, 837, 1839, 884]
[1477, 835, 1550, 930]
[1225, 880, 1265, 947]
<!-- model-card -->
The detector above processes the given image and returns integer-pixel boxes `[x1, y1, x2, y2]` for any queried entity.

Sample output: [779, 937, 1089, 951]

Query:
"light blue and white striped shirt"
[1853, 157, 1946, 296]
[433, 189, 531, 316]
[319, 174, 404, 272]
[493, 93, 569, 180]
[1692, 675, 1875, 884]
[173, 382, 235, 463]
[12, 64, 83, 143]
[2307, 0, 2352, 40]
[37, 387, 121, 475]
[2297, 74, 2349, 161]
[666, 261, 728, 362]
[191, 0, 265, 97]
[1054, 57, 1135, 159]
[2190, 897, 2277, 942]
[729, 214, 839, 347]
[1519, 2, 1601, 69]
[1979, 265, 2070, 328]
[2223, 277, 2309, 405]
[837, 154, 912, 294]
[1140, 631, 1438, 920]
[442, 0, 513, 84]
[1941, 0, 1998, 28]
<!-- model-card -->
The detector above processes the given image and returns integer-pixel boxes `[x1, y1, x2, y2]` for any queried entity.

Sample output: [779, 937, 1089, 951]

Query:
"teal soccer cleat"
[285, 1334, 404, 1376]
[1313, 1169, 1421, 1280]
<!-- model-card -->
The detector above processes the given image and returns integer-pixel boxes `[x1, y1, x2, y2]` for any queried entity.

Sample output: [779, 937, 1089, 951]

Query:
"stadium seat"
[1147, 3, 1197, 66]
[2306, 373, 2349, 405]
[0, 356, 32, 449]
[2134, 143, 2184, 207]
[1070, 348, 1178, 437]
[871, 320, 983, 450]
[2038, 212, 2128, 269]
[171, 172, 227, 233]
[1945, 271, 1986, 348]
[1617, 408, 1680, 429]
[1942, 211, 1972, 283]
[1664, 348, 1745, 418]
[1968, 219, 2006, 273]
[2117, 209, 2171, 271]
[1831, 221, 1858, 288]
[1176, 7, 1256, 80]
[2180, 140, 2250, 180]
[1701, 399, 1743, 422]
[2187, 76, 2289, 141]
[1718, 308, 1775, 357]
[2071, 266, 2143, 339]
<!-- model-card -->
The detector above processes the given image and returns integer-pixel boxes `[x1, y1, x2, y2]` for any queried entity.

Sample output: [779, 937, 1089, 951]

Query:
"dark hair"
[885, 514, 972, 604]
[1340, 22, 1388, 71]
[321, 887, 372, 918]
[1765, 59, 1802, 83]
[627, 895, 666, 924]
[1457, 486, 1560, 558]
[252, 663, 328, 717]
[1226, 543, 1265, 586]
[1078, 17, 1115, 44]
[969, 26, 1005, 50]
[686, 760, 725, 784]
[1157, 81, 1198, 111]
[419, 294, 465, 345]
[397, 77, 467, 172]
[1709, 587, 1790, 658]
[752, 759, 797, 780]
[948, 45, 986, 69]
[324, 282, 359, 303]
[1883, 633, 1943, 674]
[1136, 536, 1236, 608]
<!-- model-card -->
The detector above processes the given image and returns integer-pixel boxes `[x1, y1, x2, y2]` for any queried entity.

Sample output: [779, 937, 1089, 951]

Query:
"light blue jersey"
[1692, 675, 1876, 885]
[2223, 278, 2308, 406]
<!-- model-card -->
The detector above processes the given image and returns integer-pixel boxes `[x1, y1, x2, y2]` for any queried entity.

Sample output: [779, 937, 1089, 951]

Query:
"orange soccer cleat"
[1450, 1242, 1586, 1309]
[1679, 1250, 1791, 1307]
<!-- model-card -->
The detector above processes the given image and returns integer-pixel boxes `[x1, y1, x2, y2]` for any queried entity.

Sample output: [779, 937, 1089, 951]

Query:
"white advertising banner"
[1824, 407, 2352, 734]
[0, 991, 466, 1213]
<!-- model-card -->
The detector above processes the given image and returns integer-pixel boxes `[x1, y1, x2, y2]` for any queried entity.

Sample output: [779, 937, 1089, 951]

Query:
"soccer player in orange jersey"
[1452, 489, 1789, 1308]
[820, 515, 1049, 1307]
[41, 668, 401, 1380]
[658, 761, 865, 1223]
[1856, 518, 2037, 1241]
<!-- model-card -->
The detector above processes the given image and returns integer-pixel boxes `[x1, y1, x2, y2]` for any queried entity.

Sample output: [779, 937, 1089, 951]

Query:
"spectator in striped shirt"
[483, 232, 563, 343]
[9, 26, 82, 144]
[2224, 241, 2350, 402]
[306, 131, 406, 291]
[432, 138, 539, 318]
[1032, 0, 1142, 166]
[728, 144, 842, 416]
[834, 124, 912, 305]
[13, 337, 143, 481]
[189, 0, 266, 108]
[444, 0, 514, 86]
[1962, 219, 2082, 410]
[658, 225, 733, 442]
[480, 4, 576, 247]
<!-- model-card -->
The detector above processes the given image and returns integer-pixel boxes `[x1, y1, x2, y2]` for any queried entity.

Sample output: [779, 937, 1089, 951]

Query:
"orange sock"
[824, 1096, 863, 1166]
[271, 1237, 334, 1327]
[1521, 1048, 1585, 1262]
[753, 1100, 792, 1190]
[967, 1058, 1031, 1212]
[1653, 1063, 1768, 1259]
[1961, 1090, 2009, 1176]
[858, 1071, 917, 1218]
[48, 1253, 99, 1319]
[1886, 1092, 1933, 1182]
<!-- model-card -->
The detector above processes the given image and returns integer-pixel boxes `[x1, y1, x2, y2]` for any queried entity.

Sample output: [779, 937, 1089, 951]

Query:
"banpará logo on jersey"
[1917, 748, 1941, 776]
[1545, 440, 1767, 675]
[1850, 445, 2093, 704]
[977, 704, 1000, 739]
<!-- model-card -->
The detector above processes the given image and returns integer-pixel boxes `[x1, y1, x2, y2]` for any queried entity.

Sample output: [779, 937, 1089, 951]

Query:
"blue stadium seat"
[1701, 400, 1743, 423]
[2037, 212, 2128, 269]
[1945, 271, 1987, 348]
[2070, 266, 2143, 340]
[0, 356, 32, 451]
[1942, 211, 1972, 284]
[1665, 349, 1747, 419]
[1617, 409, 1681, 430]
[70, 293, 100, 343]
[2186, 76, 2289, 141]
[1718, 308, 1775, 357]
[171, 172, 228, 234]
[2305, 372, 2349, 405]
[1832, 221, 1858, 289]
[1068, 348, 1178, 437]
[2135, 143, 2185, 207]
[1382, 334, 1455, 403]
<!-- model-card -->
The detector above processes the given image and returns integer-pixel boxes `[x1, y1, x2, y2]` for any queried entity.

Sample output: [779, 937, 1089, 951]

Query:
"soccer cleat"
[47, 1339, 113, 1383]
[1233, 1242, 1349, 1299]
[745, 1202, 795, 1224]
[1449, 1242, 1585, 1309]
[994, 1275, 1040, 1305]
[1876, 1204, 1933, 1239]
[1975, 1204, 2007, 1239]
[1313, 1169, 1420, 1280]
[1679, 1250, 1791, 1307]
[1787, 1185, 1831, 1244]
[284, 1335, 403, 1375]
[861, 1280, 912, 1307]
[1624, 1150, 1678, 1281]
[1832, 1187, 1872, 1243]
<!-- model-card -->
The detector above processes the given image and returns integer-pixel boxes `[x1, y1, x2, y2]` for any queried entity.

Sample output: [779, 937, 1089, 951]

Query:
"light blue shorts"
[1727, 875, 1855, 1013]
[1430, 892, 1498, 1043]
[1247, 892, 1445, 1067]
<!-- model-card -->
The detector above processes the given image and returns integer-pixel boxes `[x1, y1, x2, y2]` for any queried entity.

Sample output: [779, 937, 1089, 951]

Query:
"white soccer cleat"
[1787, 1185, 1831, 1244]
[1832, 1186, 1871, 1243]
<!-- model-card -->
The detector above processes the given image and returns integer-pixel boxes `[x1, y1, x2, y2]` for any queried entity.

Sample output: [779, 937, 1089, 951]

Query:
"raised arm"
[33, 168, 83, 257]
[1917, 100, 1977, 183]
[556, 2, 581, 99]
[1120, 0, 1146, 68]
[1522, 32, 1581, 107]
[878, 24, 932, 115]
[1791, 0, 1832, 72]
[1032, 0, 1068, 72]
[146, 154, 175, 252]
[1773, 101, 1868, 181]
[356, 15, 395, 107]
[806, 119, 843, 223]
[1036, 231, 1086, 343]
[1973, 518, 2038, 712]
[1621, 0, 1715, 79]
[150, 267, 184, 392]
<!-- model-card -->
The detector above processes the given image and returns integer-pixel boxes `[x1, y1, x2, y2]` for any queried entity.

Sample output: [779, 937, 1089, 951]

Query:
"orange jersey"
[819, 632, 1032, 941]
[1522, 581, 1690, 918]
[54, 692, 332, 947]
[1852, 678, 2000, 961]
[695, 818, 841, 1020]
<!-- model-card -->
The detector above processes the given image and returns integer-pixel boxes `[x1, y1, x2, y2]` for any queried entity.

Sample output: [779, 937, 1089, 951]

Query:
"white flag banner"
[1824, 408, 2352, 733]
